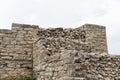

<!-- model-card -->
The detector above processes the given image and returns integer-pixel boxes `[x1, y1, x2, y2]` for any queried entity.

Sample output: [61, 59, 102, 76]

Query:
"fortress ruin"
[0, 23, 120, 80]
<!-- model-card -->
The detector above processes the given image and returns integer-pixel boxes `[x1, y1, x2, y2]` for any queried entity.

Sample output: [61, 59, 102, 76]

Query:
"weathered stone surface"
[33, 24, 119, 80]
[0, 23, 119, 80]
[0, 23, 39, 79]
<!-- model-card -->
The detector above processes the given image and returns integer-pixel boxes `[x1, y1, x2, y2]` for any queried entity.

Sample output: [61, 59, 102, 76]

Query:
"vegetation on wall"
[3, 75, 36, 80]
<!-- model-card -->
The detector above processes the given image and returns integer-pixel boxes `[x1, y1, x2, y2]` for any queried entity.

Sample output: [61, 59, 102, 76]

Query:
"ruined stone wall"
[0, 23, 39, 79]
[70, 53, 120, 80]
[33, 24, 109, 80]
[1, 23, 119, 80]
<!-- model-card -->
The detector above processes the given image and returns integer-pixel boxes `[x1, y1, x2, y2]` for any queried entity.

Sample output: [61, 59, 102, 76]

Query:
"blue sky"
[0, 0, 120, 54]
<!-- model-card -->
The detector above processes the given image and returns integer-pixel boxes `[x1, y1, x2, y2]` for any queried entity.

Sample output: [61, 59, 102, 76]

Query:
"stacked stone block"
[80, 24, 108, 53]
[0, 23, 39, 79]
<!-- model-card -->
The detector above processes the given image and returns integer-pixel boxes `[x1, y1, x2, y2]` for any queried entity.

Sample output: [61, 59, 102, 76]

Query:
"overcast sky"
[0, 0, 120, 54]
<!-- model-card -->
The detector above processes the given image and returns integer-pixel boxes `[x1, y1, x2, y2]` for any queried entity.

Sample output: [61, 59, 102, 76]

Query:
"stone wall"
[0, 23, 119, 80]
[70, 53, 120, 80]
[80, 24, 108, 53]
[0, 23, 39, 79]
[33, 24, 109, 80]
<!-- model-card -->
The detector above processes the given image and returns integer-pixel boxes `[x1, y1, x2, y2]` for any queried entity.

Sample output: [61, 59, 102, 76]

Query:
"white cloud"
[0, 0, 120, 54]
